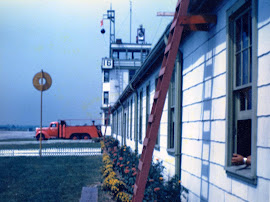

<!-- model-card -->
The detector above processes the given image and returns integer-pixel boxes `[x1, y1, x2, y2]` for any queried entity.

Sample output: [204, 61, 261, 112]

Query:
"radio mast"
[130, 0, 132, 43]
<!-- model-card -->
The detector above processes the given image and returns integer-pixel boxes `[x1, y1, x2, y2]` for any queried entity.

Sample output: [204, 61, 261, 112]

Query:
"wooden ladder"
[132, 0, 190, 201]
[132, 0, 217, 201]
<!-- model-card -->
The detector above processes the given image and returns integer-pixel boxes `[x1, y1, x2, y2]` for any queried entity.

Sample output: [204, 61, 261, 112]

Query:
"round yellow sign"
[33, 71, 52, 91]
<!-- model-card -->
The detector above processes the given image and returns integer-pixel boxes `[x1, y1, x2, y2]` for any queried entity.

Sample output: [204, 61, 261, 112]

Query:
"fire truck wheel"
[36, 134, 45, 141]
[71, 134, 79, 140]
[82, 134, 91, 140]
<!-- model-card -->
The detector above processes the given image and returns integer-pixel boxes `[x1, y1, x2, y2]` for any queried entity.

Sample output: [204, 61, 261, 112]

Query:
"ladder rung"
[164, 42, 172, 55]
[176, 0, 181, 11]
[143, 138, 149, 147]
[170, 19, 177, 32]
[138, 160, 143, 171]
[132, 0, 191, 201]
[148, 114, 154, 123]
[154, 91, 160, 100]
[159, 67, 165, 77]
[134, 184, 138, 195]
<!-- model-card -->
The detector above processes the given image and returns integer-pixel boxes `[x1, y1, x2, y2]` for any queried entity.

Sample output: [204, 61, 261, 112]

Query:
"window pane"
[236, 53, 241, 86]
[249, 11, 252, 45]
[127, 52, 132, 60]
[247, 88, 252, 110]
[242, 49, 248, 85]
[236, 18, 241, 52]
[156, 127, 160, 145]
[155, 78, 158, 89]
[133, 52, 141, 60]
[171, 69, 175, 106]
[236, 119, 251, 157]
[239, 91, 246, 111]
[129, 70, 136, 82]
[112, 51, 118, 59]
[170, 108, 175, 149]
[119, 52, 126, 60]
[142, 51, 148, 61]
[171, 86, 175, 106]
[242, 13, 249, 49]
[104, 71, 109, 82]
[250, 47, 252, 82]
[139, 91, 143, 141]
[104, 92, 109, 104]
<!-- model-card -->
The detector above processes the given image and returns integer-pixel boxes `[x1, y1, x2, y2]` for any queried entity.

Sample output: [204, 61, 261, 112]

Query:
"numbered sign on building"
[102, 58, 113, 69]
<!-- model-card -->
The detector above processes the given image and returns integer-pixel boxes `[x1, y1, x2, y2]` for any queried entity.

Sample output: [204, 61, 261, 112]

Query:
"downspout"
[175, 52, 182, 178]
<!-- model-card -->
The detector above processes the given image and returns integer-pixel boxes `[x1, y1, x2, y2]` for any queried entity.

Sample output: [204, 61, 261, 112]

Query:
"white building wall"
[109, 1, 270, 200]
[180, 0, 270, 201]
[122, 70, 129, 93]
[111, 64, 176, 178]
[109, 70, 120, 105]
[255, 1, 270, 201]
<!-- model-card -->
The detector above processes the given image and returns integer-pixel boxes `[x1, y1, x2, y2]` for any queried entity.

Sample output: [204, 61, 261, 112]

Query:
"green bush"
[102, 137, 183, 201]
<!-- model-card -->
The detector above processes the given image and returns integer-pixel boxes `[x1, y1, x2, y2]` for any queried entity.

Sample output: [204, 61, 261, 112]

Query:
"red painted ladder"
[132, 0, 217, 201]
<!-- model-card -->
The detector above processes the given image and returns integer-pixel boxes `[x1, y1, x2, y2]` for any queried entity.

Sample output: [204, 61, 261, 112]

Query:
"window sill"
[154, 145, 160, 151]
[226, 165, 257, 185]
[167, 148, 175, 156]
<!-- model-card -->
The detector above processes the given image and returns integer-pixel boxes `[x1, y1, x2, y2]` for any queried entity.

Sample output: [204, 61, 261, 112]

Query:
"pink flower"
[154, 187, 160, 192]
[124, 169, 130, 174]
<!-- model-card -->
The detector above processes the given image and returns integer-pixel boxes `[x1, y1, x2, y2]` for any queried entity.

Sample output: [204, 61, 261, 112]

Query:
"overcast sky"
[0, 0, 177, 126]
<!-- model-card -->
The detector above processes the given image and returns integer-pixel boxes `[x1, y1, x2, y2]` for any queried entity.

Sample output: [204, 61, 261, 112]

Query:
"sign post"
[33, 70, 52, 157]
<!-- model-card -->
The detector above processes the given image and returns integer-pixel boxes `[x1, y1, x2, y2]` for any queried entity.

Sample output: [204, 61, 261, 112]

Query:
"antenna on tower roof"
[130, 0, 132, 43]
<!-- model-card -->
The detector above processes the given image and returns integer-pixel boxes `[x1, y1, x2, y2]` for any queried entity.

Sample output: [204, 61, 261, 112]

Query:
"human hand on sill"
[231, 153, 251, 166]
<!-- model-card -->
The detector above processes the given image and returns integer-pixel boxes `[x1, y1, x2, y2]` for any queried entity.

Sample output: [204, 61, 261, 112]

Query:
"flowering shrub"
[101, 152, 131, 201]
[116, 192, 130, 202]
[101, 137, 183, 201]
[100, 140, 105, 150]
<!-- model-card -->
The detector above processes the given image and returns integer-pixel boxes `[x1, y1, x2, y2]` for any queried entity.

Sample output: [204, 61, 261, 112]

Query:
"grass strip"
[0, 156, 103, 202]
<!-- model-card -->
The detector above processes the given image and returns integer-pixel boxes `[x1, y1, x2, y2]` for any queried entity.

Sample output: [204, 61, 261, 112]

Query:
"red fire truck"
[35, 120, 102, 140]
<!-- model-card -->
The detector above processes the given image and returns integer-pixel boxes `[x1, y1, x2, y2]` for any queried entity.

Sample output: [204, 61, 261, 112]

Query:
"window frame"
[225, 0, 258, 184]
[146, 83, 150, 133]
[127, 101, 129, 140]
[104, 110, 110, 125]
[104, 70, 110, 83]
[103, 91, 109, 105]
[130, 98, 133, 140]
[129, 69, 136, 82]
[139, 90, 143, 143]
[167, 69, 176, 154]
[154, 76, 160, 150]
